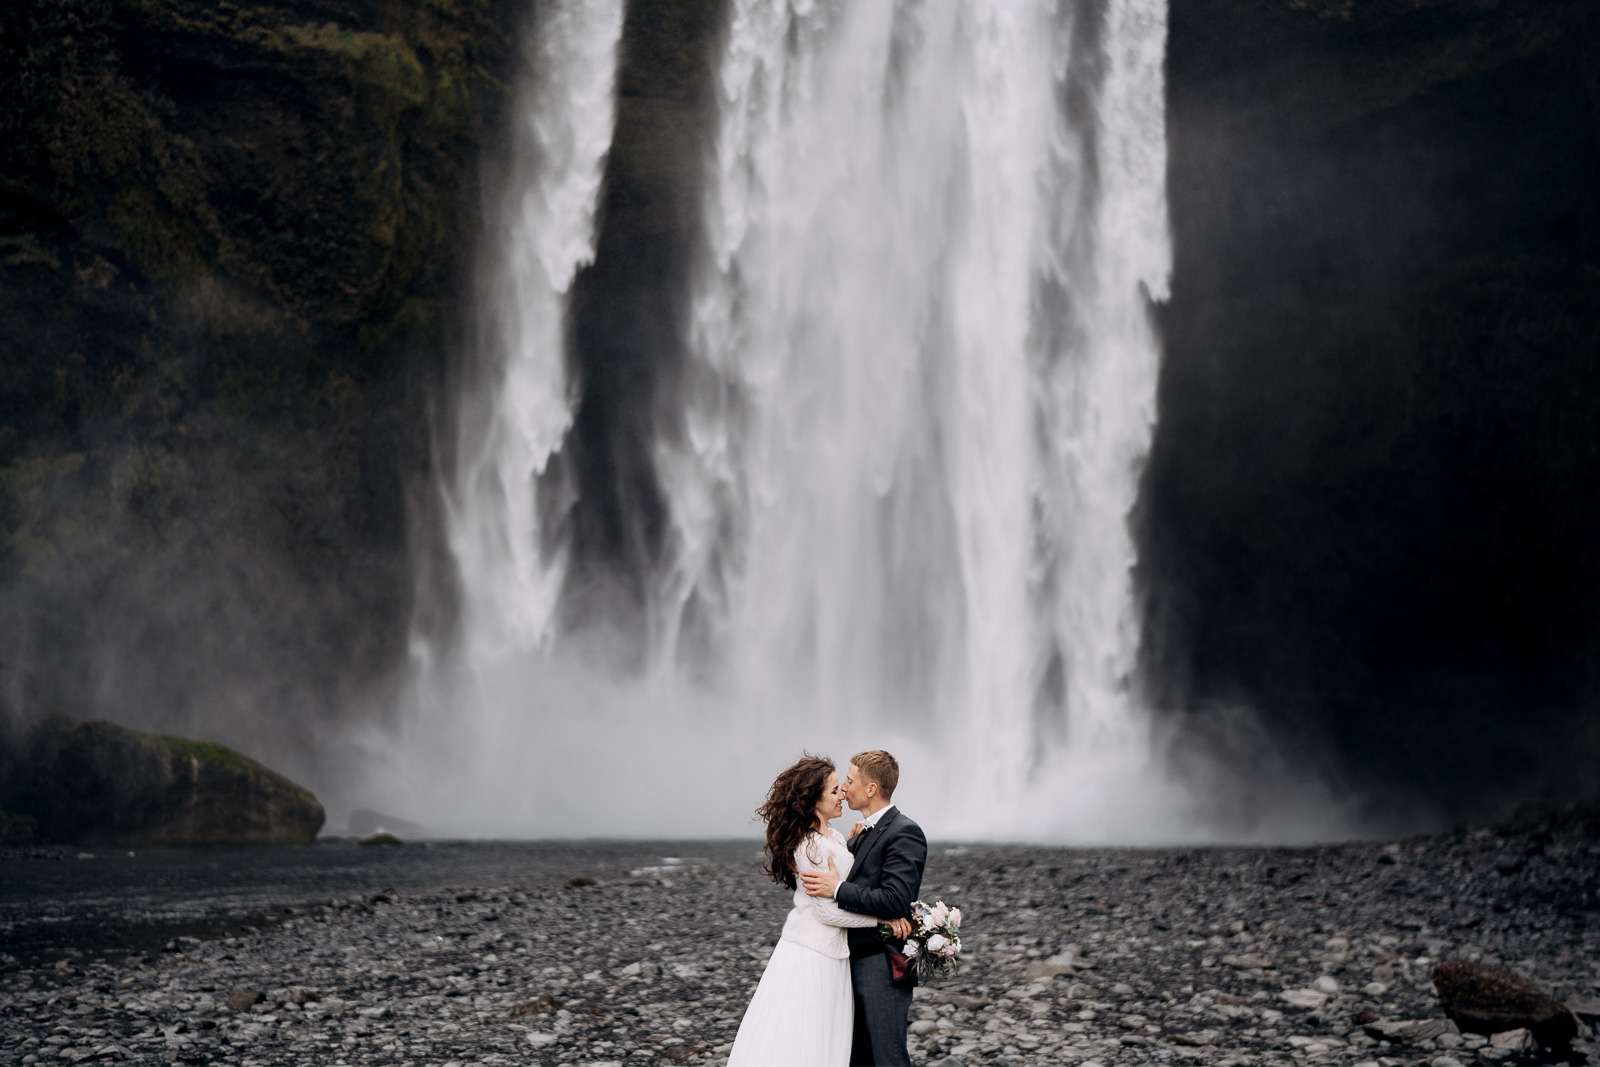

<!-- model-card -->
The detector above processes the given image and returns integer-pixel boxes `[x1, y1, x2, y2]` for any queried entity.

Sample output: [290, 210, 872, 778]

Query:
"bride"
[728, 754, 909, 1066]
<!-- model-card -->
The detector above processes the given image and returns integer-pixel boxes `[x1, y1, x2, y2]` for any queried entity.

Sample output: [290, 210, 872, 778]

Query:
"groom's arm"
[834, 823, 927, 918]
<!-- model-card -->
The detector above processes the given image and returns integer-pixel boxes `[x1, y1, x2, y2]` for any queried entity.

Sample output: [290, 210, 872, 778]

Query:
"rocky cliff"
[0, 0, 524, 757]
[1145, 0, 1600, 817]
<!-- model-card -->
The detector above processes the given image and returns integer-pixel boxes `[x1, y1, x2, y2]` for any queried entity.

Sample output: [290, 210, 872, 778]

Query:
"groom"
[801, 749, 927, 1066]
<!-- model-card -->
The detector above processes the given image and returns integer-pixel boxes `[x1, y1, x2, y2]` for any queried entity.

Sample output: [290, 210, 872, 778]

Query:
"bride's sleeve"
[795, 839, 879, 928]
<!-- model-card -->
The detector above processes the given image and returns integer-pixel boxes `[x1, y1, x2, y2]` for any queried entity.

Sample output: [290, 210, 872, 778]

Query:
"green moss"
[0, 234, 60, 271]
[358, 297, 441, 352]
[150, 731, 315, 799]
[0, 0, 522, 695]
[239, 0, 507, 330]
[177, 275, 286, 345]
[43, 72, 219, 285]
[153, 733, 261, 771]
[315, 369, 360, 422]
[106, 186, 209, 280]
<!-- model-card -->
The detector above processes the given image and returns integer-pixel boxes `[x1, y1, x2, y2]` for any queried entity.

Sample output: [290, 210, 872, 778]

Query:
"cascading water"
[650, 0, 1181, 836]
[447, 0, 625, 663]
[376, 0, 1239, 839]
[371, 0, 627, 832]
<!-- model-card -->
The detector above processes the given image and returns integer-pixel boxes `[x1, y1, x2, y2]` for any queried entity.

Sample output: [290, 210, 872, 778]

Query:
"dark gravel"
[2, 812, 1596, 1066]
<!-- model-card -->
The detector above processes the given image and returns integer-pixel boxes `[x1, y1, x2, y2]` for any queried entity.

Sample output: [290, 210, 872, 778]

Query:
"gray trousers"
[849, 950, 913, 1065]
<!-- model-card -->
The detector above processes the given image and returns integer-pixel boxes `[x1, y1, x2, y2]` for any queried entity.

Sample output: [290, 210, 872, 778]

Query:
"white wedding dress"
[727, 828, 878, 1066]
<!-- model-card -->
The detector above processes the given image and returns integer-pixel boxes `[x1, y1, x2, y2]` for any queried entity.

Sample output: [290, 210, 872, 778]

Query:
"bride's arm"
[795, 840, 884, 928]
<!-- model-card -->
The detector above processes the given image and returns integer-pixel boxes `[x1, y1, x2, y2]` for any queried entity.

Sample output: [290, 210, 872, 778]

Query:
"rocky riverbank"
[2, 809, 1595, 1066]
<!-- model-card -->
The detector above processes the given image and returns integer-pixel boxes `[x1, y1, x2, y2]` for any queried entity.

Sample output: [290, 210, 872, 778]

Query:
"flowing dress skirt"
[726, 937, 854, 1066]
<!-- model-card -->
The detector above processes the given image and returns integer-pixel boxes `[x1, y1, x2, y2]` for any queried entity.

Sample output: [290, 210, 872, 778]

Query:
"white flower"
[928, 903, 949, 926]
[948, 908, 962, 927]
[926, 934, 948, 953]
[903, 940, 920, 958]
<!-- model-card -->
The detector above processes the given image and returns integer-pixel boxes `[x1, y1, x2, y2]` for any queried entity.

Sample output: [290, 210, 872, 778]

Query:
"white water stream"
[369, 0, 1313, 840]
[648, 0, 1179, 836]
[445, 0, 624, 663]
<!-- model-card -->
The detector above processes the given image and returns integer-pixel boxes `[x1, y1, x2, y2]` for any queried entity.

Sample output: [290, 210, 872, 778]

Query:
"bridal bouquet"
[886, 899, 963, 982]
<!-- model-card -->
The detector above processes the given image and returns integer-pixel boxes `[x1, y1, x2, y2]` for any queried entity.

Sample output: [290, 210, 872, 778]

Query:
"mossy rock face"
[0, 0, 526, 744]
[18, 719, 324, 846]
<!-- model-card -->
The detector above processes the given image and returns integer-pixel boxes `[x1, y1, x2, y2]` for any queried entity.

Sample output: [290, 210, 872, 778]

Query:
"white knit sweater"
[778, 828, 879, 958]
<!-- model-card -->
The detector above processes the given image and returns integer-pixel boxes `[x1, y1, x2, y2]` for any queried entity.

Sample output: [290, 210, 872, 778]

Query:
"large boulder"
[11, 719, 324, 846]
[1432, 960, 1579, 1051]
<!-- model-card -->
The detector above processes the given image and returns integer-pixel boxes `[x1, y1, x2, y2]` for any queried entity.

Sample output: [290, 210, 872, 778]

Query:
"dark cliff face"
[1145, 0, 1600, 820]
[0, 0, 522, 768]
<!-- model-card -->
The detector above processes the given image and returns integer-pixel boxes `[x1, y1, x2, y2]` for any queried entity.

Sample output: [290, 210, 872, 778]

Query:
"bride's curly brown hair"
[757, 754, 835, 890]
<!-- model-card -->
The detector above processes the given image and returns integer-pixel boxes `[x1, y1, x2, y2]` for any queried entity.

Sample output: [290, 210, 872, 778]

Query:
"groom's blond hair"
[850, 750, 899, 799]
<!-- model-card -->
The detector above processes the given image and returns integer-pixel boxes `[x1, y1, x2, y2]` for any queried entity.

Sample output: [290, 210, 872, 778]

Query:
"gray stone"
[1221, 954, 1275, 969]
[1363, 1019, 1449, 1043]
[1489, 1028, 1534, 1051]
[3, 818, 1596, 1067]
[1022, 957, 1074, 979]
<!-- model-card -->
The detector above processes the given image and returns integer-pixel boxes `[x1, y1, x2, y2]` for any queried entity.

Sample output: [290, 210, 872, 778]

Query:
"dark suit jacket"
[836, 806, 927, 956]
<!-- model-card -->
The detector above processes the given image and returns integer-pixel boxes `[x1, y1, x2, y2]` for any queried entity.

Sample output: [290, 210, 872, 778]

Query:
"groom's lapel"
[845, 810, 897, 884]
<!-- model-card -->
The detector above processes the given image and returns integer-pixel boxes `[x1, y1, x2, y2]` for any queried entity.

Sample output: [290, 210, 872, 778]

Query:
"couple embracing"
[728, 750, 928, 1067]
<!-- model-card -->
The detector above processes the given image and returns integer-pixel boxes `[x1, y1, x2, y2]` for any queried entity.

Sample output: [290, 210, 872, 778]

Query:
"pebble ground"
[3, 814, 1596, 1067]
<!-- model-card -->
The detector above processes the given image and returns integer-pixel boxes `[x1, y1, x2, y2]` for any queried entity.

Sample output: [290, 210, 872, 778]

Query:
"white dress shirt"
[859, 804, 895, 832]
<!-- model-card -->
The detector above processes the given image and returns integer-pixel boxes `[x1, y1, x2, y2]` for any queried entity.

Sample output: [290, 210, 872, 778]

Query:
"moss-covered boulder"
[13, 719, 324, 845]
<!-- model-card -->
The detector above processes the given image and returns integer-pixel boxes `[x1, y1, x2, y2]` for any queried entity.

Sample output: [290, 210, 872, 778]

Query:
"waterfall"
[651, 0, 1177, 835]
[446, 0, 625, 665]
[380, 0, 1198, 840]
[372, 0, 627, 834]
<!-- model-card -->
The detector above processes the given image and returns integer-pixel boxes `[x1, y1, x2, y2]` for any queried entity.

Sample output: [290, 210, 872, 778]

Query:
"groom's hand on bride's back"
[800, 856, 842, 897]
